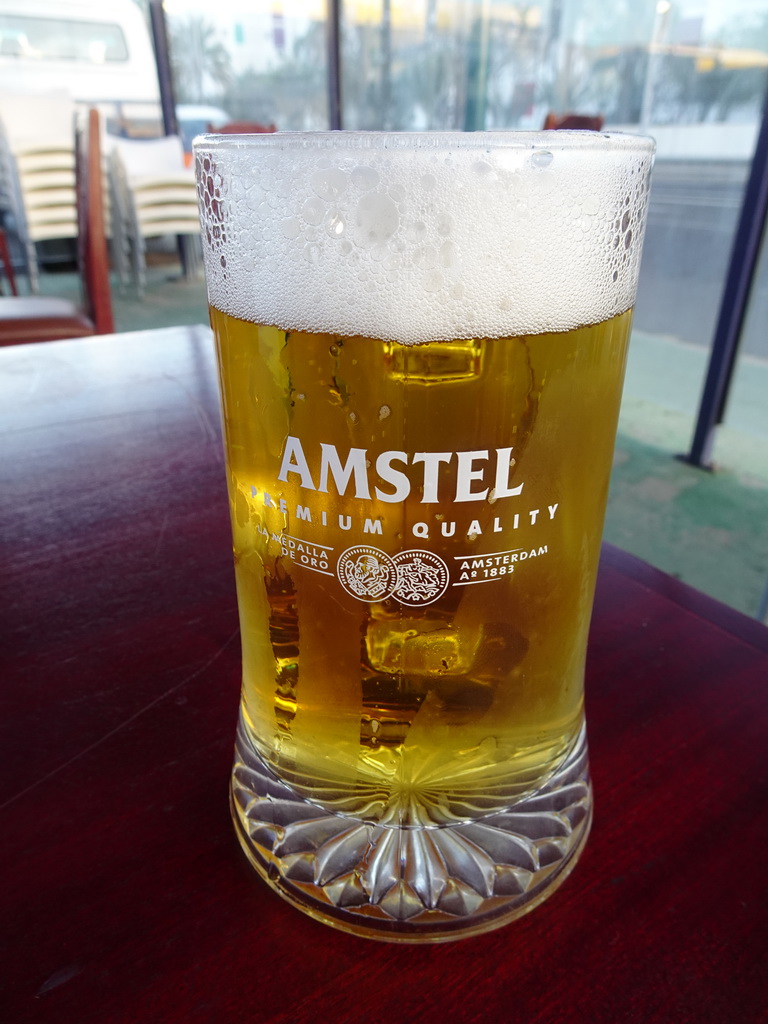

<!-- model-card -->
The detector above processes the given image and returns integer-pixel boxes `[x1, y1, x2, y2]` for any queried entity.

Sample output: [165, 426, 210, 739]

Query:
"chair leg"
[107, 183, 129, 291]
[125, 204, 144, 298]
[132, 231, 146, 298]
[180, 235, 202, 279]
[108, 236, 126, 292]
[25, 236, 40, 294]
[0, 227, 18, 295]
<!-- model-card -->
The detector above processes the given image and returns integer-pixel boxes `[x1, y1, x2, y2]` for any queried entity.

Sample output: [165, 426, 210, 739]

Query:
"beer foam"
[195, 132, 654, 345]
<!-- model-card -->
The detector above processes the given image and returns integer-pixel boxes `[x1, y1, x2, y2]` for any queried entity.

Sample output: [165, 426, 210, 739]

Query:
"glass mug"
[194, 131, 654, 942]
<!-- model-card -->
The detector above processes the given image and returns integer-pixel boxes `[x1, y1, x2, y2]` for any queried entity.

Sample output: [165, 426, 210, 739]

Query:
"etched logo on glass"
[393, 550, 450, 607]
[337, 546, 396, 602]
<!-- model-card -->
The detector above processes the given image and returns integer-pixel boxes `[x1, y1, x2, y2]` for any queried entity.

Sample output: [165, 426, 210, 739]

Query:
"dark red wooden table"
[2, 326, 767, 1024]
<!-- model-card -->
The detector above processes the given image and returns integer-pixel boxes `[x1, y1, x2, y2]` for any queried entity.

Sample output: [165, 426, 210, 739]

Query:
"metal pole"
[463, 0, 491, 131]
[381, 0, 392, 130]
[639, 2, 671, 131]
[684, 83, 768, 468]
[148, 0, 187, 275]
[758, 574, 768, 623]
[149, 0, 179, 137]
[327, 0, 343, 130]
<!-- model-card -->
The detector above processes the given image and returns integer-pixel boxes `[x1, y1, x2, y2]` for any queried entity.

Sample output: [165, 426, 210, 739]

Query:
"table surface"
[2, 326, 767, 1024]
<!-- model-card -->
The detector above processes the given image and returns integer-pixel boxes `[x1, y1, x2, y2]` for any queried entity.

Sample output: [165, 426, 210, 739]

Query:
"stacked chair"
[108, 132, 201, 296]
[0, 92, 203, 328]
[0, 92, 127, 294]
[0, 93, 79, 293]
[0, 107, 114, 345]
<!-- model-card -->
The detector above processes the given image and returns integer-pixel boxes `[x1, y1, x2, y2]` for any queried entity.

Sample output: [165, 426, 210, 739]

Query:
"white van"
[0, 0, 161, 136]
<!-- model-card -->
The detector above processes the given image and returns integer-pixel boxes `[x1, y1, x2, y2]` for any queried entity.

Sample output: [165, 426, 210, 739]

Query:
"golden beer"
[196, 131, 654, 940]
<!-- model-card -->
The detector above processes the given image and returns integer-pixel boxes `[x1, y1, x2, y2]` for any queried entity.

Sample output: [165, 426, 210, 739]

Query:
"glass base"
[231, 716, 592, 943]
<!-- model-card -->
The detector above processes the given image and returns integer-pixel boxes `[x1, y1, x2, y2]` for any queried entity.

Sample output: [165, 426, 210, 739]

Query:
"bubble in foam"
[405, 221, 427, 243]
[302, 198, 324, 226]
[440, 241, 456, 268]
[303, 242, 321, 265]
[351, 165, 379, 190]
[312, 167, 348, 201]
[437, 212, 453, 237]
[324, 209, 346, 237]
[582, 196, 600, 216]
[282, 217, 301, 239]
[413, 245, 437, 269]
[195, 131, 655, 345]
[531, 150, 554, 169]
[424, 270, 444, 293]
[353, 193, 400, 249]
[472, 160, 494, 178]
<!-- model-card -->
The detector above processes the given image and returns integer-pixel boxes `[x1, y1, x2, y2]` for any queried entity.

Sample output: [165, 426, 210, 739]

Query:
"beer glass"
[194, 131, 654, 942]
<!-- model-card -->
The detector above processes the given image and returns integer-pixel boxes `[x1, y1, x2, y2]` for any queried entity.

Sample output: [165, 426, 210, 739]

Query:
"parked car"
[177, 104, 231, 150]
[176, 103, 231, 165]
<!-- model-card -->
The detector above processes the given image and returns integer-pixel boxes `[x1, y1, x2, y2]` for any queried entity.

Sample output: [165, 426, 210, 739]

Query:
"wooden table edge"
[600, 541, 768, 653]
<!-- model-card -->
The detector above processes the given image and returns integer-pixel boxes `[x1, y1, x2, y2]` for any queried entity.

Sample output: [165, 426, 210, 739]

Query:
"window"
[0, 15, 129, 64]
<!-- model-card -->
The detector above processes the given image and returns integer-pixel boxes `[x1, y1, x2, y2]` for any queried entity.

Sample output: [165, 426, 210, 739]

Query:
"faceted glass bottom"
[231, 714, 592, 943]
